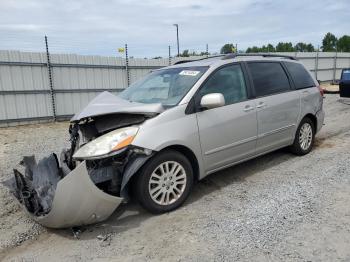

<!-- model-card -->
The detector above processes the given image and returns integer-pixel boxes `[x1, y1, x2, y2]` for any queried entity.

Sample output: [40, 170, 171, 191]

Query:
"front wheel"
[133, 150, 193, 214]
[290, 117, 315, 155]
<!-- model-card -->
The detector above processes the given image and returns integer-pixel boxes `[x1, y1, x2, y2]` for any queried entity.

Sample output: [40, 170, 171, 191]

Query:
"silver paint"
[71, 91, 164, 122]
[148, 161, 187, 205]
[32, 161, 123, 228]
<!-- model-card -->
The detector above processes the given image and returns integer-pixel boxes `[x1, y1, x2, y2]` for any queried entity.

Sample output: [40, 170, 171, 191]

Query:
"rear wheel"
[133, 150, 193, 214]
[290, 117, 315, 155]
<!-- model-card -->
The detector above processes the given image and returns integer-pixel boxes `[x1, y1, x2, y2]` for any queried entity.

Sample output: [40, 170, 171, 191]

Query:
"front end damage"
[4, 92, 161, 228]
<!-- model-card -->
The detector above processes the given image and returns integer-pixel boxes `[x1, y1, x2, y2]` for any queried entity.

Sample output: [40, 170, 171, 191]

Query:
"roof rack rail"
[173, 55, 225, 65]
[173, 60, 195, 65]
[222, 53, 297, 60]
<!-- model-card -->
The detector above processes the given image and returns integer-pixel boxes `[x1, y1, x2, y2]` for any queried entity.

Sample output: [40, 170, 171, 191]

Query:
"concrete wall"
[1, 50, 350, 126]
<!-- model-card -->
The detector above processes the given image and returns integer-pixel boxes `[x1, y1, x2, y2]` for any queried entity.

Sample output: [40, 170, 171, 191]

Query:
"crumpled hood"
[71, 91, 164, 122]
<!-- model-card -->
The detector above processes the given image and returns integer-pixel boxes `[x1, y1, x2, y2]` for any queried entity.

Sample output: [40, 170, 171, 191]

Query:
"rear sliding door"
[246, 61, 300, 154]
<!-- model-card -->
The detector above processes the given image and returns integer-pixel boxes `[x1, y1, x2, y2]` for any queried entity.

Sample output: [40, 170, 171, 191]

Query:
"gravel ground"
[0, 122, 70, 252]
[1, 94, 350, 261]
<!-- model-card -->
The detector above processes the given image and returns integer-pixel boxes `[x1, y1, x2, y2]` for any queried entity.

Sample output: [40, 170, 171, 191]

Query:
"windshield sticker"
[179, 70, 200, 76]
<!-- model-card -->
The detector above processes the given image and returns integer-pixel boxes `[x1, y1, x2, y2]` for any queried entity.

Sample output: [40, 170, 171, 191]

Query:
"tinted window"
[248, 62, 290, 97]
[341, 69, 350, 81]
[198, 64, 247, 105]
[285, 62, 315, 89]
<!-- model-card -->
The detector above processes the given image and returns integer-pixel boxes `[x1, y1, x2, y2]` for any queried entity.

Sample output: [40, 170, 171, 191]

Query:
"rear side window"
[284, 62, 315, 89]
[247, 62, 290, 97]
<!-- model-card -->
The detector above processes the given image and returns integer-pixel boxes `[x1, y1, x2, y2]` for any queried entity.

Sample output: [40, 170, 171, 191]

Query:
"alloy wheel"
[148, 161, 187, 206]
[299, 122, 313, 150]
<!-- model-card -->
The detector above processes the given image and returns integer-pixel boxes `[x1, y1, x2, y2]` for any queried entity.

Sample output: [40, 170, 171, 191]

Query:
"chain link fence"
[1, 37, 350, 126]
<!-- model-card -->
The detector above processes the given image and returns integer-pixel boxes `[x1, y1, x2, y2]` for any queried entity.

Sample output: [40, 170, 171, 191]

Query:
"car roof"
[166, 53, 300, 69]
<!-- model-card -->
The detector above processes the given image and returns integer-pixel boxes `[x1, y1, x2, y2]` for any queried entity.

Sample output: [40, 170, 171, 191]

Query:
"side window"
[284, 62, 315, 89]
[341, 69, 350, 81]
[248, 62, 291, 97]
[198, 64, 247, 105]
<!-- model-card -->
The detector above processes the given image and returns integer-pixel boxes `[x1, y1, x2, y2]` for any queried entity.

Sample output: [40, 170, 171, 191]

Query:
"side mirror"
[200, 93, 225, 110]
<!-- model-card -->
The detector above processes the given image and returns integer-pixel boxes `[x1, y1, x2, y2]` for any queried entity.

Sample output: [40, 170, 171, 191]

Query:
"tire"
[133, 150, 194, 214]
[290, 117, 315, 155]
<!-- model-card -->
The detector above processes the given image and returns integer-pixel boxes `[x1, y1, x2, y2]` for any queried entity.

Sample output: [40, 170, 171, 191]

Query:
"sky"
[0, 0, 349, 57]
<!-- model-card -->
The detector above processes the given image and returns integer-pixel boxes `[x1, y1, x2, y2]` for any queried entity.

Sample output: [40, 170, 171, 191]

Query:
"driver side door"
[195, 63, 258, 174]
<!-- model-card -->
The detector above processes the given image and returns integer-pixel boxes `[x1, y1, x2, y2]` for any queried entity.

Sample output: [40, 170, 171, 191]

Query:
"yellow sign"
[118, 48, 125, 53]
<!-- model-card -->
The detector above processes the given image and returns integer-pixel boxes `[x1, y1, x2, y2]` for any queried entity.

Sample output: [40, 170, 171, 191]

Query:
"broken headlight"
[73, 126, 139, 160]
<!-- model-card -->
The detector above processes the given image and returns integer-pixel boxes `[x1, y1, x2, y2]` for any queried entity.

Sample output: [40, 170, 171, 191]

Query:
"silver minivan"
[9, 54, 325, 228]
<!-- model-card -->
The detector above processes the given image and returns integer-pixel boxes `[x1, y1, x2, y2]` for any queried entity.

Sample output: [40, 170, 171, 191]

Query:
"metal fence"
[1, 50, 350, 127]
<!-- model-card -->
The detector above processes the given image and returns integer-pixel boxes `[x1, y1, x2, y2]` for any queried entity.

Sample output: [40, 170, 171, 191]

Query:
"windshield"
[342, 70, 350, 81]
[119, 66, 208, 106]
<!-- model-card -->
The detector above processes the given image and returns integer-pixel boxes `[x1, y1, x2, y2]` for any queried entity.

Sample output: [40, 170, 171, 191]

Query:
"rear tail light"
[317, 85, 324, 97]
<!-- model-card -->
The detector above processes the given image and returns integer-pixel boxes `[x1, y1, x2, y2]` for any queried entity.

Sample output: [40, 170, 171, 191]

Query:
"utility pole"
[168, 45, 171, 66]
[44, 35, 56, 121]
[173, 24, 180, 56]
[125, 44, 130, 87]
[315, 45, 319, 81]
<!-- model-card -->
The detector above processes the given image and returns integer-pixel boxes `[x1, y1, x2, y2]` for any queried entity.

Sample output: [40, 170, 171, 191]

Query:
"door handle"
[243, 105, 255, 112]
[256, 102, 266, 109]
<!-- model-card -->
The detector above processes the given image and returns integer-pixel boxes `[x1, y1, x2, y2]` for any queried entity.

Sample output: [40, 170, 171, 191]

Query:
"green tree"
[276, 42, 295, 52]
[306, 43, 315, 52]
[199, 51, 210, 56]
[267, 44, 275, 52]
[246, 44, 275, 53]
[260, 45, 268, 52]
[295, 42, 308, 52]
[322, 32, 337, 51]
[246, 46, 260, 53]
[180, 49, 190, 57]
[337, 35, 350, 52]
[220, 43, 235, 54]
[294, 42, 315, 52]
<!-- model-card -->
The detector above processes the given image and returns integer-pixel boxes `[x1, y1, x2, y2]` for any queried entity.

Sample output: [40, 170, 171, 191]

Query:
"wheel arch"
[159, 145, 200, 182]
[301, 113, 317, 131]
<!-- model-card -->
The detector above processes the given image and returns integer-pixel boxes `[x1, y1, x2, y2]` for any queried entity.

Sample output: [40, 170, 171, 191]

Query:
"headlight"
[73, 126, 139, 160]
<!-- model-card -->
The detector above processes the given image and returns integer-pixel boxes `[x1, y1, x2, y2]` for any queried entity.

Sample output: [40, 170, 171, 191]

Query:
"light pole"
[173, 24, 179, 56]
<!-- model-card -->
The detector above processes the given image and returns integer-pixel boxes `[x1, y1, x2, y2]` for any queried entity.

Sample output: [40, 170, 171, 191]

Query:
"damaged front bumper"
[5, 147, 152, 229]
[4, 93, 161, 228]
[32, 161, 123, 228]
